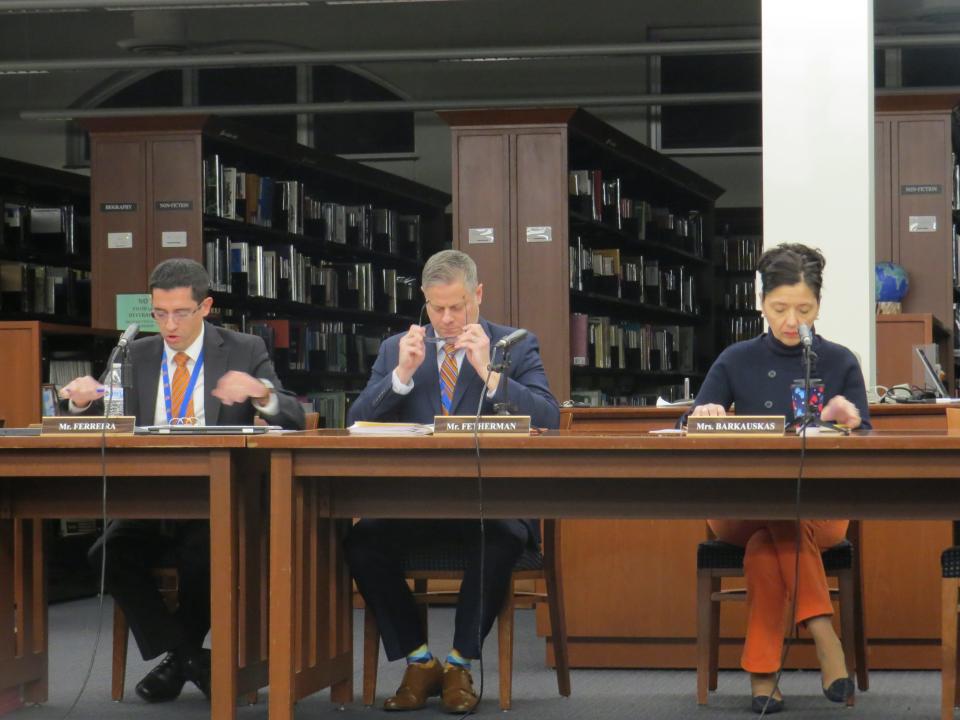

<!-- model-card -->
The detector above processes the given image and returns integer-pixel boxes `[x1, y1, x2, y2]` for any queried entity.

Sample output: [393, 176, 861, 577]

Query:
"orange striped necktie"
[170, 351, 195, 420]
[439, 343, 458, 415]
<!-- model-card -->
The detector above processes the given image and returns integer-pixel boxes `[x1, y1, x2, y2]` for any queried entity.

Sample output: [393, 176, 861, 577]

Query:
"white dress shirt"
[155, 326, 207, 426]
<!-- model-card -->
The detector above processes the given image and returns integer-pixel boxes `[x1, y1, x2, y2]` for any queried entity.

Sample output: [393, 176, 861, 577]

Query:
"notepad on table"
[347, 421, 434, 436]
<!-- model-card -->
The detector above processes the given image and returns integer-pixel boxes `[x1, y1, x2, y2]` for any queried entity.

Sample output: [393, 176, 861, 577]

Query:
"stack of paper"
[347, 421, 434, 436]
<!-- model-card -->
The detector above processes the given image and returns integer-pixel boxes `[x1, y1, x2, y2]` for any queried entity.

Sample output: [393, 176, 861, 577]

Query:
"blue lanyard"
[161, 348, 205, 422]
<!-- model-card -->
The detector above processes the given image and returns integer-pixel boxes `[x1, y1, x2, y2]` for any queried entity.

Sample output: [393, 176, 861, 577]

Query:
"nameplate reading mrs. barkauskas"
[41, 416, 136, 435]
[434, 415, 532, 435]
[687, 415, 785, 436]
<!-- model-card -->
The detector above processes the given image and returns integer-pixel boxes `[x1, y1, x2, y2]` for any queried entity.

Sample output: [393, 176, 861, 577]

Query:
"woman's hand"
[821, 395, 862, 429]
[691, 403, 727, 417]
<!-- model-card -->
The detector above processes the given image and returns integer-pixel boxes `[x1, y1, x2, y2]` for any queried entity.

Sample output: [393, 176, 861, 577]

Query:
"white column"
[762, 0, 875, 386]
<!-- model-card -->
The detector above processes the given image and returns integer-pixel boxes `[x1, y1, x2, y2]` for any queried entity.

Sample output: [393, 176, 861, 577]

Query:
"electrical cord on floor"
[759, 353, 811, 718]
[59, 430, 109, 720]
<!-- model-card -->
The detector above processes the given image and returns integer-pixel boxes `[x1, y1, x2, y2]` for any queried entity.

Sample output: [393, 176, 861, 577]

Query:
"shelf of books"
[84, 115, 450, 427]
[714, 207, 763, 351]
[564, 111, 724, 407]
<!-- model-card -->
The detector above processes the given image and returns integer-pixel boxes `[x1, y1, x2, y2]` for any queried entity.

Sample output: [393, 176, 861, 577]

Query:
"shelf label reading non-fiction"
[107, 232, 133, 249]
[901, 184, 942, 195]
[116, 293, 159, 332]
[468, 227, 495, 244]
[156, 200, 193, 211]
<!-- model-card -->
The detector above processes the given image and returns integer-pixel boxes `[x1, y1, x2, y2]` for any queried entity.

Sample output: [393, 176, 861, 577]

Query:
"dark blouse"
[692, 332, 872, 429]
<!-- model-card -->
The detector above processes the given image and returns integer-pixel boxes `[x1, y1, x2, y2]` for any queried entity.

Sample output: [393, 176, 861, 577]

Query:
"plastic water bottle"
[103, 362, 125, 417]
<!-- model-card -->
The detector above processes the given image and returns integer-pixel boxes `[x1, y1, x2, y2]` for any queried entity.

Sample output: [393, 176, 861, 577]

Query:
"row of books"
[48, 356, 93, 388]
[570, 385, 688, 407]
[953, 154, 960, 212]
[300, 391, 356, 429]
[204, 237, 419, 314]
[568, 169, 705, 254]
[570, 240, 698, 314]
[203, 155, 422, 256]
[244, 318, 384, 375]
[2, 202, 88, 258]
[570, 313, 695, 373]
[721, 278, 757, 311]
[0, 261, 91, 317]
[722, 315, 764, 346]
[719, 235, 762, 272]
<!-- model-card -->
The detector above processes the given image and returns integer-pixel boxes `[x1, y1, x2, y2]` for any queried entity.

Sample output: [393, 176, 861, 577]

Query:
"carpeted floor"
[10, 597, 944, 719]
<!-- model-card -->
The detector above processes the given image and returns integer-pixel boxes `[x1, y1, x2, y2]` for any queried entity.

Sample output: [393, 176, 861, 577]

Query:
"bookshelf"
[82, 115, 450, 427]
[0, 156, 92, 325]
[714, 207, 763, 351]
[442, 108, 723, 405]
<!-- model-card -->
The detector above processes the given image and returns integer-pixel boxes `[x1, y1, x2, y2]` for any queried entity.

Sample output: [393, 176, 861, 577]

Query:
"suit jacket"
[348, 318, 559, 546]
[78, 322, 304, 430]
[348, 318, 559, 429]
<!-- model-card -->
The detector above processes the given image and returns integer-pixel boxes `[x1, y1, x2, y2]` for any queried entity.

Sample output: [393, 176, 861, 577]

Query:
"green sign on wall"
[116, 293, 159, 333]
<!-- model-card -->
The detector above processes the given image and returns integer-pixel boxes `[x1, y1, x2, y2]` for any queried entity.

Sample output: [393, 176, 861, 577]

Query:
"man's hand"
[457, 324, 499, 392]
[59, 375, 104, 409]
[212, 371, 270, 406]
[395, 325, 426, 385]
[691, 403, 727, 417]
[821, 395, 862, 429]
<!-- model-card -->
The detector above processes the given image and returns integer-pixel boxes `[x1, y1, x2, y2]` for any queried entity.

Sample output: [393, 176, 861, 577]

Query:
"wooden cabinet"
[876, 312, 950, 391]
[0, 321, 116, 428]
[443, 109, 723, 406]
[875, 95, 957, 392]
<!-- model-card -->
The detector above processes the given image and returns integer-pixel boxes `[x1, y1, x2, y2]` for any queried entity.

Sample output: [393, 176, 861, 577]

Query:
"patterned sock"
[406, 644, 433, 664]
[445, 649, 471, 670]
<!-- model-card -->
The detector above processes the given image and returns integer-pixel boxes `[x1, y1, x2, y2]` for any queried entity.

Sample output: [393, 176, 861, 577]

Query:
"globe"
[876, 262, 909, 303]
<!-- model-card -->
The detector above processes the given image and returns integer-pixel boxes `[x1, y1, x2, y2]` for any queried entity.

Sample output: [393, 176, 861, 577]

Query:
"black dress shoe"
[823, 676, 854, 703]
[751, 695, 784, 714]
[182, 649, 212, 699]
[135, 653, 186, 703]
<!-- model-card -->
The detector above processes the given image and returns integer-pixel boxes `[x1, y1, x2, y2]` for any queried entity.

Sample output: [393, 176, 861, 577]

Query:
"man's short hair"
[149, 258, 211, 303]
[421, 249, 478, 291]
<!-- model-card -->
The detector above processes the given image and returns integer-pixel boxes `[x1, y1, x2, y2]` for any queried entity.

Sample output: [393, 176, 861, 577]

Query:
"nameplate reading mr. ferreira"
[42, 416, 136, 435]
[687, 415, 785, 437]
[434, 415, 532, 435]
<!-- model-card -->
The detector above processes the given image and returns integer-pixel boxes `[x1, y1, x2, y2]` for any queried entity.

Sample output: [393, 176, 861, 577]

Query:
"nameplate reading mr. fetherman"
[434, 415, 531, 435]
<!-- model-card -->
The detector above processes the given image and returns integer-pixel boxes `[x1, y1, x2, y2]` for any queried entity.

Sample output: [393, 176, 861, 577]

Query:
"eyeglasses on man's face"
[151, 305, 202, 323]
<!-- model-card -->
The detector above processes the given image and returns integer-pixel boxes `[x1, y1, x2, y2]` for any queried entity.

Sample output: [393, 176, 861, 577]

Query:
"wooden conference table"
[255, 429, 960, 720]
[0, 435, 267, 720]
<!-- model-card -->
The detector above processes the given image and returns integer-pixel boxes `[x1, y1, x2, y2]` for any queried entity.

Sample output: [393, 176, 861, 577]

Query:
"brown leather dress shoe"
[384, 659, 443, 711]
[440, 665, 479, 714]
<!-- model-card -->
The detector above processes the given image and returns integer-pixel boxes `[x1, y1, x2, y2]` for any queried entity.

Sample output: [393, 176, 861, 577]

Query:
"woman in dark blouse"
[691, 243, 869, 713]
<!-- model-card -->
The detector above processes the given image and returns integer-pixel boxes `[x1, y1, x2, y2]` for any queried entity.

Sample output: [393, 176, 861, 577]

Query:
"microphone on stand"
[798, 323, 813, 349]
[494, 328, 528, 349]
[117, 322, 140, 348]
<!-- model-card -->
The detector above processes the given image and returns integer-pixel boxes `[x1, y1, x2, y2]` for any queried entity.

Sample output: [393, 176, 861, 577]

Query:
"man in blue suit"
[345, 249, 559, 714]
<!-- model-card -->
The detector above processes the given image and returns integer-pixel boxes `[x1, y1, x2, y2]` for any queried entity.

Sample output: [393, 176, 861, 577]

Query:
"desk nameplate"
[687, 415, 785, 436]
[41, 416, 136, 435]
[434, 415, 531, 435]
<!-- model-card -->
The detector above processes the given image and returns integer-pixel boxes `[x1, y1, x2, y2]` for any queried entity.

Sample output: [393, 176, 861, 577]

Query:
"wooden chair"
[696, 521, 868, 706]
[361, 520, 570, 710]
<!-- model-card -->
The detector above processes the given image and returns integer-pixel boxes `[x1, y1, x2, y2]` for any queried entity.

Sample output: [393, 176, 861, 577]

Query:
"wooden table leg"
[330, 519, 353, 705]
[209, 450, 238, 720]
[0, 519, 25, 714]
[269, 450, 296, 720]
[18, 519, 47, 705]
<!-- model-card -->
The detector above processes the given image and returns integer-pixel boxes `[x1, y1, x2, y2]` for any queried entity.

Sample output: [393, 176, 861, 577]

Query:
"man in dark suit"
[60, 258, 304, 703]
[345, 249, 559, 714]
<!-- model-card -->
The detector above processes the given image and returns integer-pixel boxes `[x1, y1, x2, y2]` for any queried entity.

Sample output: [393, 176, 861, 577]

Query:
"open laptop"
[914, 346, 951, 399]
[136, 425, 281, 435]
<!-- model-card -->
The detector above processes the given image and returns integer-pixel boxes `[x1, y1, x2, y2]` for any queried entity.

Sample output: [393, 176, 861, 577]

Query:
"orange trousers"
[707, 519, 848, 674]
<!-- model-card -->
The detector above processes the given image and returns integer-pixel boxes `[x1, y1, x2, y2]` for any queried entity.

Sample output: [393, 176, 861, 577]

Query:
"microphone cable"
[759, 344, 812, 717]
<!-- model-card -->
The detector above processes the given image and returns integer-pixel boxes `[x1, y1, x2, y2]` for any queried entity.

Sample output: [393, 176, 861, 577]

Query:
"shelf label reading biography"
[100, 202, 137, 212]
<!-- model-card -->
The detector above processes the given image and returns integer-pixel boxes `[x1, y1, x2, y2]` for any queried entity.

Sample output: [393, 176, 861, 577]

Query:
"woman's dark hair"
[149, 258, 210, 302]
[756, 243, 826, 301]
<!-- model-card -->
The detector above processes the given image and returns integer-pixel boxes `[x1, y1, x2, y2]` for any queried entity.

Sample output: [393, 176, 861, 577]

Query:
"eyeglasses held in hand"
[418, 304, 459, 344]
